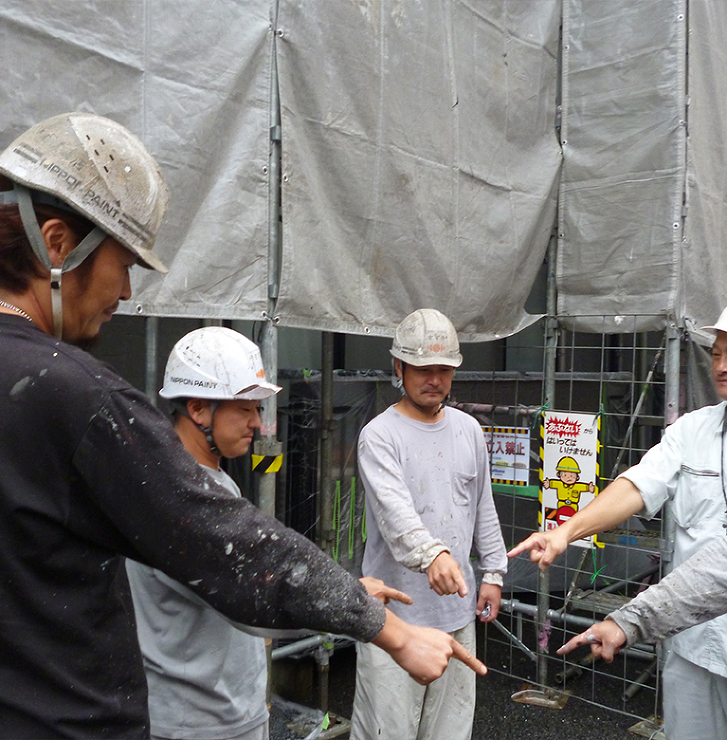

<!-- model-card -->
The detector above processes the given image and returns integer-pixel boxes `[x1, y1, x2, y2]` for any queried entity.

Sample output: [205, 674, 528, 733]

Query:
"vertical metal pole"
[664, 316, 681, 428]
[260, 13, 283, 710]
[662, 316, 681, 570]
[145, 316, 159, 405]
[319, 333, 335, 553]
[538, 231, 558, 690]
[255, 19, 282, 520]
[513, 234, 563, 709]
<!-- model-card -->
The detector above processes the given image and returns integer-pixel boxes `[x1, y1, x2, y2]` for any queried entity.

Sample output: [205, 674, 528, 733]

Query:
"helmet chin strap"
[199, 402, 222, 457]
[14, 184, 106, 339]
[174, 399, 222, 456]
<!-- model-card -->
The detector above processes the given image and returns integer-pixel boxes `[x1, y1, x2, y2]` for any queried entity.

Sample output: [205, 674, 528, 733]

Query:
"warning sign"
[483, 426, 530, 485]
[539, 411, 600, 547]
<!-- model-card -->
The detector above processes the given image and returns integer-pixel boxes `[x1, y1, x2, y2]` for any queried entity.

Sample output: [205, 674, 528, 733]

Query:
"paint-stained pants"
[662, 651, 727, 740]
[152, 719, 268, 740]
[349, 621, 475, 740]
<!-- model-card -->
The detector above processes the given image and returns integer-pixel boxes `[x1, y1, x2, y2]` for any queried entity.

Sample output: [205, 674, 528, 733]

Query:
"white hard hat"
[159, 327, 281, 401]
[390, 308, 463, 367]
[701, 306, 727, 336]
[0, 112, 169, 271]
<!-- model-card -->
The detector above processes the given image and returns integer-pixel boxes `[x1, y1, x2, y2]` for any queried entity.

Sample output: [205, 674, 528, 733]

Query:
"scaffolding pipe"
[606, 342, 665, 480]
[664, 316, 681, 428]
[661, 317, 682, 569]
[319, 333, 335, 552]
[255, 21, 283, 519]
[500, 599, 655, 660]
[535, 230, 559, 690]
[271, 634, 328, 661]
[595, 564, 660, 596]
[144, 316, 159, 405]
[562, 562, 661, 614]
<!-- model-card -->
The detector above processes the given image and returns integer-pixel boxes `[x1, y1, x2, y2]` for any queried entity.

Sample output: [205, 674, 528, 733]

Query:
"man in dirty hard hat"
[350, 308, 508, 740]
[128, 326, 414, 740]
[0, 114, 487, 738]
[126, 327, 279, 740]
[509, 307, 727, 739]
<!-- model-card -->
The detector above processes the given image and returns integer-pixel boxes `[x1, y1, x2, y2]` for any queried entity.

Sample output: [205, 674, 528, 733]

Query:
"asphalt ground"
[271, 621, 663, 740]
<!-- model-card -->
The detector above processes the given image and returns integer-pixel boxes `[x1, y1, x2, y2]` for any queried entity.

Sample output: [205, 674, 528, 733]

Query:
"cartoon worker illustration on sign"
[544, 455, 595, 524]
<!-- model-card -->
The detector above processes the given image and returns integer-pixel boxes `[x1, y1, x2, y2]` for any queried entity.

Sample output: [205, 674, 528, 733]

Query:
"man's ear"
[40, 218, 77, 267]
[394, 358, 403, 379]
[186, 397, 212, 426]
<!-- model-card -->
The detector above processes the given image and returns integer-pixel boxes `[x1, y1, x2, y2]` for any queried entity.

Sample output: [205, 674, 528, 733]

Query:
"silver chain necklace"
[0, 299, 33, 322]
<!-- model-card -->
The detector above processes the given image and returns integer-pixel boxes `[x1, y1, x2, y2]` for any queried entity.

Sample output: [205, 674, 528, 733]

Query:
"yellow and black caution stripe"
[251, 453, 283, 474]
[538, 415, 545, 528]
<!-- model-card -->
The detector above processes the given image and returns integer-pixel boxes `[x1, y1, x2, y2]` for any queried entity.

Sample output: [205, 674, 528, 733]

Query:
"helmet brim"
[234, 382, 282, 400]
[389, 348, 462, 368]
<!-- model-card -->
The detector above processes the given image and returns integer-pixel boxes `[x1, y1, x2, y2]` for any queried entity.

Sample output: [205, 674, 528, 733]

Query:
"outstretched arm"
[507, 477, 645, 569]
[558, 536, 727, 660]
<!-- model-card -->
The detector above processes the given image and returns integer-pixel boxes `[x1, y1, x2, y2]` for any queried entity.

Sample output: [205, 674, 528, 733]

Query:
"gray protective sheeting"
[558, 0, 727, 334]
[1, 1, 726, 337]
[274, 0, 561, 340]
[557, 0, 686, 333]
[682, 1, 727, 333]
[0, 0, 274, 321]
[0, 0, 559, 340]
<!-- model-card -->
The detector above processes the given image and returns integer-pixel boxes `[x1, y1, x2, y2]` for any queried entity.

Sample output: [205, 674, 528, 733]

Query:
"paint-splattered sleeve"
[73, 387, 386, 643]
[608, 537, 727, 645]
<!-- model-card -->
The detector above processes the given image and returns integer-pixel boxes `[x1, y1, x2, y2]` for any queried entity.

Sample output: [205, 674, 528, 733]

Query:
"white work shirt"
[620, 400, 727, 677]
[359, 405, 507, 633]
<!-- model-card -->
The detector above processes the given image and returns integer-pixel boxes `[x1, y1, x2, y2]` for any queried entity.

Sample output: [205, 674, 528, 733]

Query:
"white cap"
[160, 327, 281, 401]
[701, 306, 727, 336]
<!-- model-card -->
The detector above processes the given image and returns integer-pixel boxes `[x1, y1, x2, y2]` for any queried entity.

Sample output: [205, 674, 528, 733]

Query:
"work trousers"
[152, 719, 268, 740]
[349, 621, 476, 740]
[662, 651, 727, 740]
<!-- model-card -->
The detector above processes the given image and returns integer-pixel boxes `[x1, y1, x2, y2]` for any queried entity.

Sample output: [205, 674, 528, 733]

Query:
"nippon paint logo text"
[170, 376, 218, 389]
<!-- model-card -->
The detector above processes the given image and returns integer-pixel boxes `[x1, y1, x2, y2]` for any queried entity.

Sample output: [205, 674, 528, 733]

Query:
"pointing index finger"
[507, 534, 542, 559]
[450, 639, 487, 676]
[556, 631, 594, 656]
[388, 587, 414, 605]
[506, 542, 529, 558]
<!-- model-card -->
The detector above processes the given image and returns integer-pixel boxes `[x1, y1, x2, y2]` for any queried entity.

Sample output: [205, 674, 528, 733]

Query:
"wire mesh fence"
[277, 316, 677, 733]
[484, 317, 669, 734]
[107, 312, 689, 731]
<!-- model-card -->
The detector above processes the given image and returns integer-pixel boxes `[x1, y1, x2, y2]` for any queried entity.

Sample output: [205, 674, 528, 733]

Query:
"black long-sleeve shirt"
[0, 314, 384, 738]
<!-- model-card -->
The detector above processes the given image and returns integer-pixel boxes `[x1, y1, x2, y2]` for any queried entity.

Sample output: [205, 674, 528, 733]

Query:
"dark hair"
[0, 194, 97, 292]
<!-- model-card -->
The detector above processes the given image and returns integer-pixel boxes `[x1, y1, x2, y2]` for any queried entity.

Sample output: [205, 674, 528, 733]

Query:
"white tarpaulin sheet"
[274, 0, 562, 340]
[682, 1, 727, 335]
[0, 0, 274, 321]
[0, 0, 560, 340]
[1, 1, 726, 337]
[557, 0, 686, 333]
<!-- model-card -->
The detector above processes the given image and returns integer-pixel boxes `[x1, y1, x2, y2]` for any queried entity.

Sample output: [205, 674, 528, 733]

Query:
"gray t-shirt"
[359, 405, 507, 632]
[126, 467, 268, 740]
